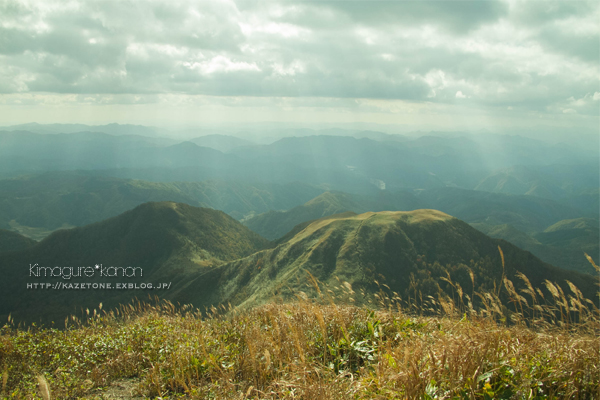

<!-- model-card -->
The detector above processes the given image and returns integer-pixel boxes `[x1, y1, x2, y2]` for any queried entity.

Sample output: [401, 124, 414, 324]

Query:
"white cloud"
[0, 0, 597, 130]
[183, 56, 260, 75]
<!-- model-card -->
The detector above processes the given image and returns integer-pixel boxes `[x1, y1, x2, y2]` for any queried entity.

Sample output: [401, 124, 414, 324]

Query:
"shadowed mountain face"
[0, 202, 269, 323]
[0, 230, 36, 253]
[180, 210, 599, 311]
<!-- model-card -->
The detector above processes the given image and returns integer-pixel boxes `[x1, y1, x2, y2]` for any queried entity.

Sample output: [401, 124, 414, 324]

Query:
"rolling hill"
[0, 202, 269, 323]
[243, 188, 598, 272]
[180, 210, 599, 310]
[243, 190, 422, 240]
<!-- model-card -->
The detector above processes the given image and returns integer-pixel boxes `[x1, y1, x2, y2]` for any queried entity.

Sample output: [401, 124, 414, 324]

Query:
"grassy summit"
[181, 209, 598, 311]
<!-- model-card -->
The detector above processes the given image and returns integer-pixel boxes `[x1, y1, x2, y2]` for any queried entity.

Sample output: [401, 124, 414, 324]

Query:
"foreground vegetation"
[1, 262, 599, 399]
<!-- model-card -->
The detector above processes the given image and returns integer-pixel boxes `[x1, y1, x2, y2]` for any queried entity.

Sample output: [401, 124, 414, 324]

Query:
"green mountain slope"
[475, 165, 565, 199]
[243, 191, 422, 240]
[469, 223, 542, 249]
[416, 187, 583, 233]
[0, 172, 324, 236]
[472, 220, 599, 275]
[475, 164, 599, 202]
[0, 229, 37, 253]
[180, 210, 598, 310]
[535, 218, 599, 271]
[0, 202, 269, 323]
[4, 205, 596, 324]
[244, 188, 596, 272]
[561, 188, 600, 215]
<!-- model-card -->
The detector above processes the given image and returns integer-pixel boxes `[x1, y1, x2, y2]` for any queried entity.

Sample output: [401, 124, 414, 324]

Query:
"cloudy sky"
[0, 0, 598, 132]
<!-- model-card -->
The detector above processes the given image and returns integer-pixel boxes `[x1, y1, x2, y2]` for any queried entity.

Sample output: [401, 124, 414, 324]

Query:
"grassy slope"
[0, 202, 269, 323]
[182, 210, 599, 311]
[243, 190, 422, 240]
[1, 297, 598, 399]
[244, 188, 596, 274]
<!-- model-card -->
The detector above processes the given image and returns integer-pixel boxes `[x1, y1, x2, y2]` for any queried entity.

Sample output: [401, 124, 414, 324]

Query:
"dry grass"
[1, 264, 599, 399]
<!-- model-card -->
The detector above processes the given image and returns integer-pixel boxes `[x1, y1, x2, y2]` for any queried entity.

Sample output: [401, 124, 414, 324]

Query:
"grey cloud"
[0, 0, 597, 121]
[322, 1, 508, 33]
[512, 0, 596, 26]
[0, 0, 33, 22]
[0, 26, 35, 54]
[240, 0, 508, 33]
[94, 0, 244, 52]
[537, 27, 599, 63]
[510, 1, 599, 63]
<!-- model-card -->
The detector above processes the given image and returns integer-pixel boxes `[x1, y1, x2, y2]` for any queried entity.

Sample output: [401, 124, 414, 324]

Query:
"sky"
[0, 0, 598, 133]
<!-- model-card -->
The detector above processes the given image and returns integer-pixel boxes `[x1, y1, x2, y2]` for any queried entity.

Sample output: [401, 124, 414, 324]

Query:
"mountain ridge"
[181, 209, 599, 311]
[0, 201, 269, 322]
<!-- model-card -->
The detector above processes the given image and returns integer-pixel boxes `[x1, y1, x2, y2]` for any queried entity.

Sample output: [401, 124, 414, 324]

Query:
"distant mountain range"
[0, 123, 169, 138]
[187, 134, 255, 152]
[0, 172, 324, 234]
[1, 202, 596, 324]
[1, 130, 597, 199]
